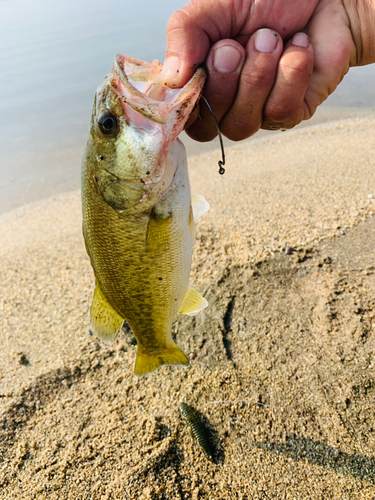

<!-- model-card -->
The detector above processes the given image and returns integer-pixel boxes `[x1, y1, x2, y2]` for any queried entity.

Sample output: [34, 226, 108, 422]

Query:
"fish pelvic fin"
[178, 282, 208, 316]
[134, 344, 189, 377]
[90, 281, 124, 345]
[191, 194, 210, 220]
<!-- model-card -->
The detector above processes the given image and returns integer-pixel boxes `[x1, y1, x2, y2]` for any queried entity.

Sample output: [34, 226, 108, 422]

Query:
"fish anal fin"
[135, 344, 189, 376]
[191, 194, 210, 220]
[90, 282, 124, 345]
[178, 283, 208, 316]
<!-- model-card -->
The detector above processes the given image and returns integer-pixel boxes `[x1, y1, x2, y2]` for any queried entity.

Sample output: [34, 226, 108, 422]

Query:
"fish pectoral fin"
[145, 213, 171, 254]
[191, 194, 210, 220]
[178, 283, 208, 316]
[90, 282, 124, 345]
[134, 344, 189, 377]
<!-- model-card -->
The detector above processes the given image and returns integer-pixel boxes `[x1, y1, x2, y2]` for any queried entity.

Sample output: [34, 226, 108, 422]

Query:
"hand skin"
[161, 0, 375, 142]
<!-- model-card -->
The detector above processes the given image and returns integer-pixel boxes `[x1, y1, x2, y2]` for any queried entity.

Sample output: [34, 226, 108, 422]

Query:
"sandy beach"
[1, 115, 375, 499]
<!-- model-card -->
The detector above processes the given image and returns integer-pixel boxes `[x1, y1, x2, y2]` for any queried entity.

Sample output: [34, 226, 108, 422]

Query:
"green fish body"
[82, 55, 208, 376]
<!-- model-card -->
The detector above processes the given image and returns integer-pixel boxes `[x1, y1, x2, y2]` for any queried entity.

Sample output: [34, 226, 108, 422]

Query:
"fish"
[179, 402, 213, 461]
[81, 54, 209, 376]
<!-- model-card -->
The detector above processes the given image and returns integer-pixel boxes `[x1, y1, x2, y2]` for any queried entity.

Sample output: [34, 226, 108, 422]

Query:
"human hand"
[161, 0, 375, 141]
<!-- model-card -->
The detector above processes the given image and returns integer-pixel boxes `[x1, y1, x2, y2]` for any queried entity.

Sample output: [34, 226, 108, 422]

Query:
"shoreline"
[2, 111, 375, 226]
[1, 107, 375, 217]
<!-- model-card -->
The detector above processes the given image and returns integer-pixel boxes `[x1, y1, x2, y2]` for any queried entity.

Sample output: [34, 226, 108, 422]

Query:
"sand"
[1, 116, 375, 499]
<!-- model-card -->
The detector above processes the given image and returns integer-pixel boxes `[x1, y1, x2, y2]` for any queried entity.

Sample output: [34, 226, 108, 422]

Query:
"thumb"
[161, 6, 213, 88]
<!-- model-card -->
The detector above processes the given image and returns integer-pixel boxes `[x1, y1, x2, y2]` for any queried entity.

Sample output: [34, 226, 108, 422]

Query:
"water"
[1, 0, 375, 215]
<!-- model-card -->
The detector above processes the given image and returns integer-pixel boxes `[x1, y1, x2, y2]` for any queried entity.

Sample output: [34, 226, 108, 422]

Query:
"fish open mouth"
[111, 54, 206, 129]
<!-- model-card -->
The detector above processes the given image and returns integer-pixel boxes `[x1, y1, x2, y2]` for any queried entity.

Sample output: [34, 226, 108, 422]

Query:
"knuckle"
[263, 108, 301, 130]
[269, 107, 296, 125]
[240, 69, 275, 92]
[166, 8, 193, 33]
[264, 90, 304, 126]
[279, 52, 313, 80]
[186, 122, 218, 143]
[221, 113, 260, 141]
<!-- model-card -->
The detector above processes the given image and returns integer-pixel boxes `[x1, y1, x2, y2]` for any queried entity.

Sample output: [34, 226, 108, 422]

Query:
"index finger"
[161, 9, 210, 87]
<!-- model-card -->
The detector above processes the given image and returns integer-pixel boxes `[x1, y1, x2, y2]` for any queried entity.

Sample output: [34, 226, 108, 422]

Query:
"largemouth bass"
[82, 54, 209, 376]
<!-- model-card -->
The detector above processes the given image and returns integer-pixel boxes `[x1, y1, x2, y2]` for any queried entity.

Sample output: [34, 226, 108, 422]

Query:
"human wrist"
[343, 0, 375, 65]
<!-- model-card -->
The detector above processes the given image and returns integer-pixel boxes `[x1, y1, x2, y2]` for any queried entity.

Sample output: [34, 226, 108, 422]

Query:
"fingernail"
[161, 56, 181, 80]
[292, 32, 309, 48]
[213, 45, 243, 73]
[255, 29, 279, 53]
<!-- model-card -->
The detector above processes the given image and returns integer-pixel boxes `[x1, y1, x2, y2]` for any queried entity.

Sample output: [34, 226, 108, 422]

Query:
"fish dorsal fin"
[90, 281, 124, 345]
[178, 282, 208, 316]
[191, 194, 210, 220]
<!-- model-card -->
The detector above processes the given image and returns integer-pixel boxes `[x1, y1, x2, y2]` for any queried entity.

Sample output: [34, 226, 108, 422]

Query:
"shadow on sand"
[255, 435, 375, 483]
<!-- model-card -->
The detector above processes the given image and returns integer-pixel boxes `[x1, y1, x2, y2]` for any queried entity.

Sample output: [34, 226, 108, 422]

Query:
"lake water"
[1, 0, 375, 214]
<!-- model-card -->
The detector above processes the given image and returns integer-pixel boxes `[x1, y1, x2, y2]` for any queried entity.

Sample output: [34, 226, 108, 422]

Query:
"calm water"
[1, 0, 375, 214]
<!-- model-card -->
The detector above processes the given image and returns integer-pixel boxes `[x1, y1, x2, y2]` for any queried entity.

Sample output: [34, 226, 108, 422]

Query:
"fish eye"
[98, 112, 118, 136]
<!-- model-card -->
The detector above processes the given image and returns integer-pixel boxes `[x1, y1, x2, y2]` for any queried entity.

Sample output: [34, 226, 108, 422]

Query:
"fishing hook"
[199, 94, 226, 175]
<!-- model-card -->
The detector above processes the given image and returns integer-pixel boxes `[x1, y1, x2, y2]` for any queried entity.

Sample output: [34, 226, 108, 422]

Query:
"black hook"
[199, 95, 226, 175]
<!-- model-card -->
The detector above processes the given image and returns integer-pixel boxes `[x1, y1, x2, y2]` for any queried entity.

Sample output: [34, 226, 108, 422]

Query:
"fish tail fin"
[134, 344, 189, 377]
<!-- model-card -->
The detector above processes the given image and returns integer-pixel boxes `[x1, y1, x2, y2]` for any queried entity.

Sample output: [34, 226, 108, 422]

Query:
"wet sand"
[1, 116, 375, 499]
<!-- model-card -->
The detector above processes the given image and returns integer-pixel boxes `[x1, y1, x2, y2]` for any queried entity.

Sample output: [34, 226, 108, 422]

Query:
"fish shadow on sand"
[255, 435, 375, 483]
